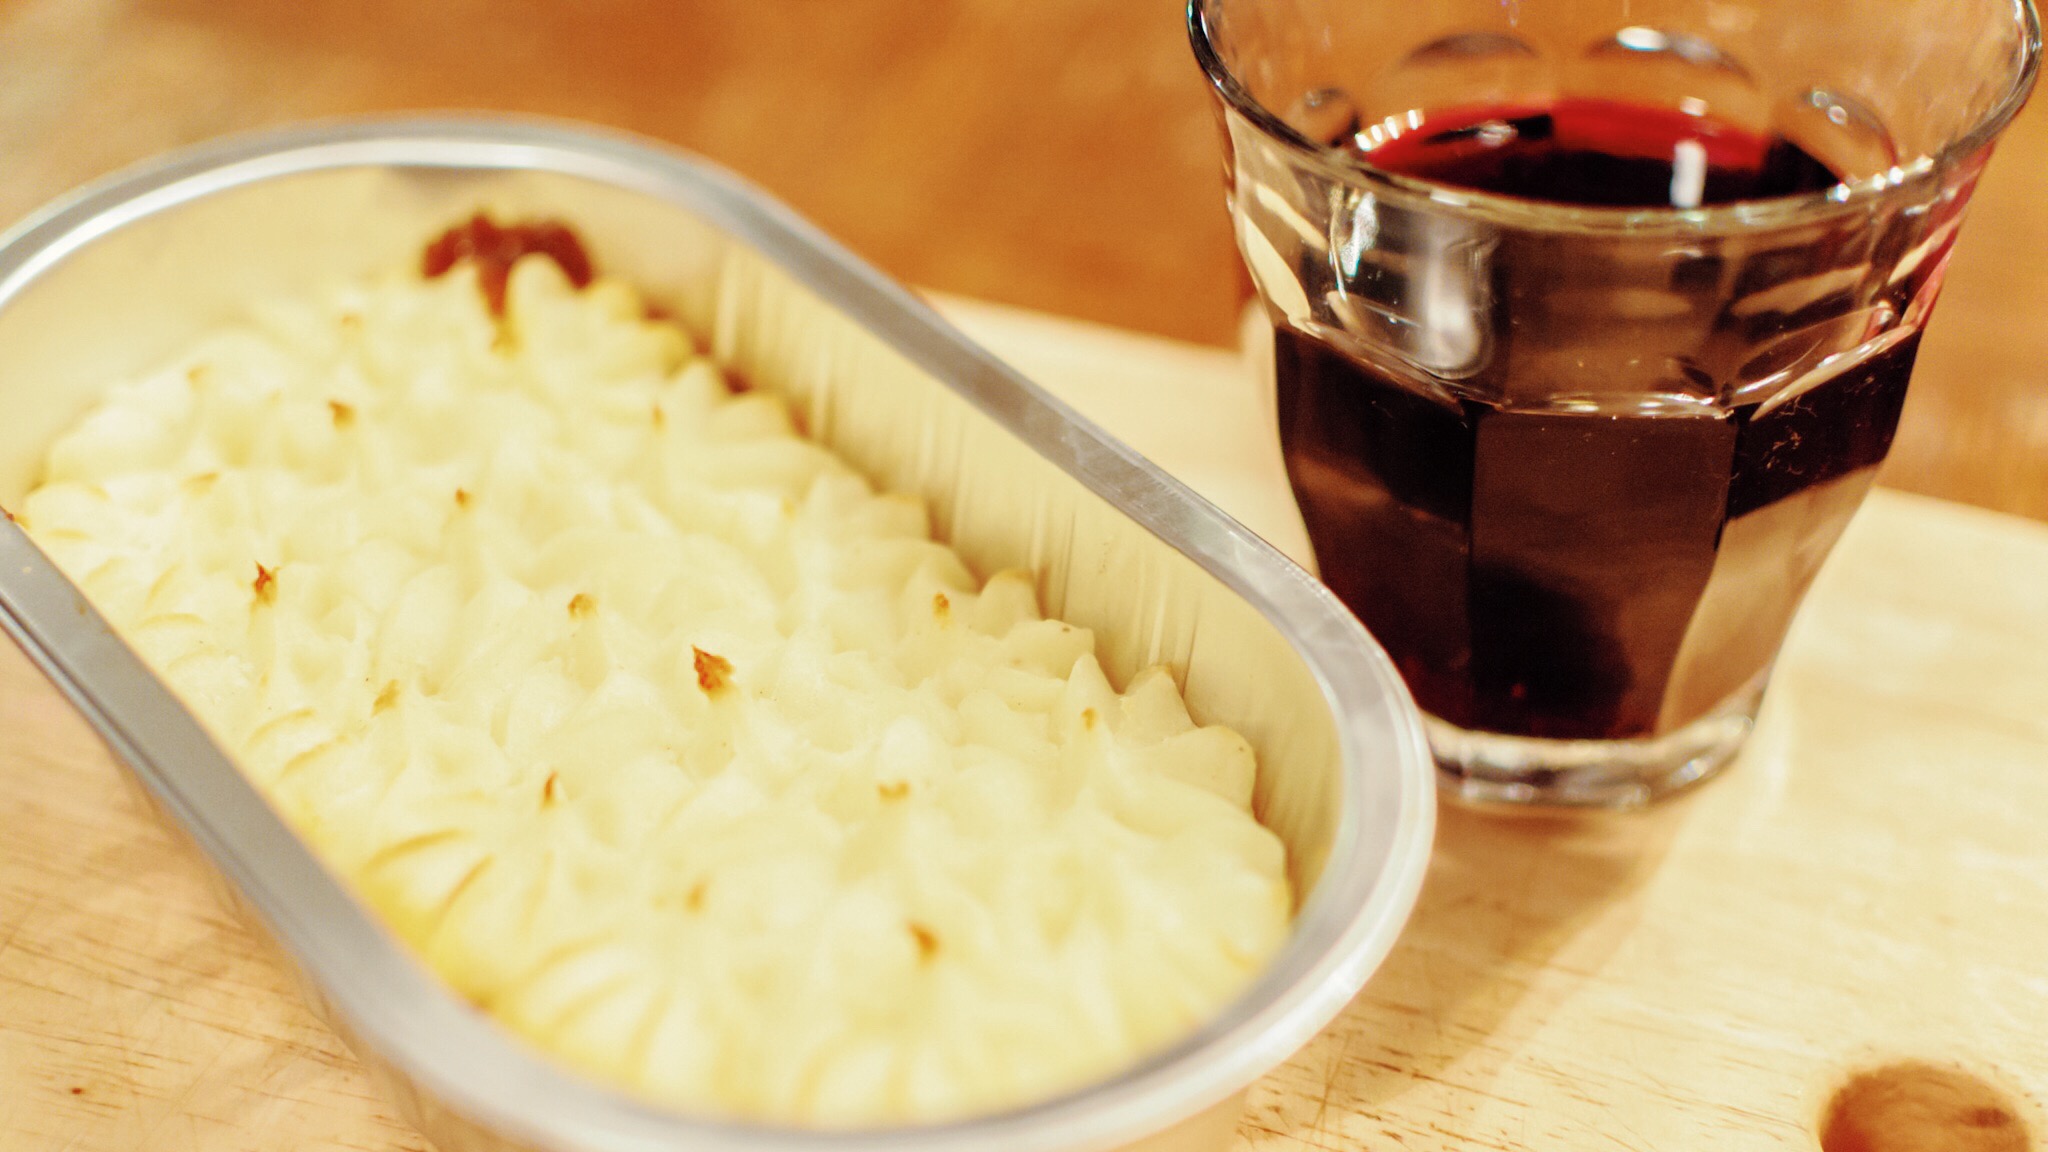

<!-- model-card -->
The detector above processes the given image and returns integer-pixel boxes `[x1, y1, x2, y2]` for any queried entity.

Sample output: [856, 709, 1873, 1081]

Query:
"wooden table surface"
[5, 298, 2048, 1151]
[0, 0, 2042, 520]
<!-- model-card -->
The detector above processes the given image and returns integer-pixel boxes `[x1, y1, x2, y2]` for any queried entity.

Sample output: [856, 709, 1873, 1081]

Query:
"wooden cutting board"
[4, 298, 2046, 1152]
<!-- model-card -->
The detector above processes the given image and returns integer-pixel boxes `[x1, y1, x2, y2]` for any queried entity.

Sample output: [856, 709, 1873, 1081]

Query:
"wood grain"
[0, 639, 427, 1149]
[0, 0, 2037, 518]
[5, 298, 2047, 1150]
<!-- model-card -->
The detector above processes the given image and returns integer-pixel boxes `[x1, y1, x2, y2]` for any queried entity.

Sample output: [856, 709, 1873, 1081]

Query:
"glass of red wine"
[1191, 0, 2040, 806]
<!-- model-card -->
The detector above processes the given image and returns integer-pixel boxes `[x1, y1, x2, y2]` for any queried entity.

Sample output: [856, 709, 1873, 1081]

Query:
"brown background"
[0, 0, 2041, 518]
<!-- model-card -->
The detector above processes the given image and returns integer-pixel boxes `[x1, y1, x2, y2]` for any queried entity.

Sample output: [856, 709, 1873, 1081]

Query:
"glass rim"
[1187, 0, 2043, 233]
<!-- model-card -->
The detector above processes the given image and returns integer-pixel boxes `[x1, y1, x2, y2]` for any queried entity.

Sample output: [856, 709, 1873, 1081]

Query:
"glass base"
[1429, 674, 1769, 809]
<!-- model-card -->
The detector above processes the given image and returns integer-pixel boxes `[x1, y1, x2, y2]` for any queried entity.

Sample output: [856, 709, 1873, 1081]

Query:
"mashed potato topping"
[18, 233, 1291, 1124]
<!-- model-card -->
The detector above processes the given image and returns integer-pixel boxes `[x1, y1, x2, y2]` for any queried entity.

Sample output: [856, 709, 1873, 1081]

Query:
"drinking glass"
[1190, 0, 2040, 806]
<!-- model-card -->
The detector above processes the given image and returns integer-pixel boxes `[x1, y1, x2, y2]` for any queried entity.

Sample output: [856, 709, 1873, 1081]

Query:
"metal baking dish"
[0, 118, 1433, 1152]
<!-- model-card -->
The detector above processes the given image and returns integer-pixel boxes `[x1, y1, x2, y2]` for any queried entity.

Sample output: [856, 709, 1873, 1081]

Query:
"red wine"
[1279, 100, 1917, 740]
[1353, 98, 1842, 207]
